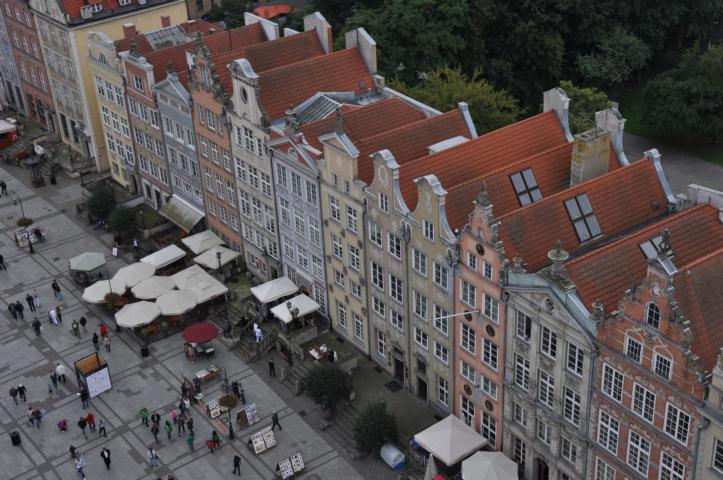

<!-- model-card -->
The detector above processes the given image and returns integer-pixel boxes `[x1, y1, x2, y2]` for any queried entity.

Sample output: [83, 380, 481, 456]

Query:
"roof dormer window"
[510, 168, 542, 206]
[639, 235, 663, 259]
[564, 193, 601, 242]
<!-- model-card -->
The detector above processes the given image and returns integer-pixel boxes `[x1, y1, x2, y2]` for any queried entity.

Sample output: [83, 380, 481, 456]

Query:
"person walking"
[147, 447, 159, 468]
[150, 412, 161, 427]
[71, 319, 80, 338]
[139, 407, 149, 427]
[268, 359, 276, 377]
[48, 379, 54, 396]
[51, 280, 63, 300]
[186, 417, 194, 434]
[86, 412, 96, 432]
[150, 422, 160, 444]
[271, 411, 282, 431]
[69, 445, 77, 460]
[97, 418, 107, 438]
[186, 431, 195, 451]
[50, 371, 58, 389]
[26, 294, 36, 312]
[79, 387, 90, 408]
[164, 420, 173, 441]
[14, 301, 24, 320]
[27, 406, 34, 426]
[211, 430, 221, 449]
[57, 418, 68, 432]
[103, 334, 111, 352]
[176, 412, 186, 437]
[75, 455, 87, 480]
[17, 383, 27, 402]
[0, 180, 6, 195]
[33, 408, 42, 429]
[77, 417, 88, 439]
[79, 316, 87, 332]
[100, 447, 111, 470]
[32, 289, 40, 309]
[8, 301, 17, 320]
[99, 323, 108, 338]
[56, 306, 62, 323]
[9, 386, 18, 404]
[55, 363, 67, 383]
[0, 253, 5, 270]
[91, 332, 99, 351]
[32, 317, 41, 336]
[232, 454, 242, 475]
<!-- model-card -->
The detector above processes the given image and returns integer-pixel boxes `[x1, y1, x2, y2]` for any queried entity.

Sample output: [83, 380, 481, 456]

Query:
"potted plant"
[303, 364, 350, 419]
[16, 217, 33, 227]
[353, 401, 398, 456]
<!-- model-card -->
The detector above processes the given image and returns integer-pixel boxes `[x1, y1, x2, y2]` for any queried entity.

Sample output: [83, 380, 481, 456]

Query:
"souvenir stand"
[247, 424, 277, 455]
[236, 403, 260, 429]
[74, 352, 111, 398]
[275, 452, 305, 479]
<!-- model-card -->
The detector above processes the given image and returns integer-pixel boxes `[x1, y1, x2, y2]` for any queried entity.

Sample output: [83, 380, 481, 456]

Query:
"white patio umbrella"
[114, 301, 161, 328]
[131, 276, 176, 300]
[414, 415, 487, 467]
[157, 290, 198, 316]
[424, 454, 439, 480]
[181, 230, 224, 255]
[113, 262, 156, 288]
[69, 252, 105, 272]
[82, 278, 126, 304]
[193, 245, 240, 270]
[462, 452, 517, 480]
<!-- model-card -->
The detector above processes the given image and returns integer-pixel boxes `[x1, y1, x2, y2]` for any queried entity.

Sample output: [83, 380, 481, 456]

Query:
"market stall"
[251, 276, 298, 321]
[131, 276, 175, 300]
[141, 244, 187, 271]
[82, 278, 126, 304]
[68, 252, 106, 287]
[113, 262, 155, 288]
[413, 415, 487, 476]
[237, 403, 260, 429]
[181, 229, 224, 255]
[74, 352, 111, 398]
[182, 321, 218, 361]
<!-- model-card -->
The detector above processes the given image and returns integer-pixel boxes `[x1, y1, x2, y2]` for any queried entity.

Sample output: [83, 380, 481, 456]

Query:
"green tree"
[559, 80, 611, 134]
[87, 183, 116, 221]
[577, 29, 651, 89]
[353, 401, 397, 453]
[303, 364, 350, 411]
[109, 206, 137, 240]
[643, 46, 723, 144]
[206, 0, 248, 28]
[389, 67, 520, 134]
[311, 0, 383, 33]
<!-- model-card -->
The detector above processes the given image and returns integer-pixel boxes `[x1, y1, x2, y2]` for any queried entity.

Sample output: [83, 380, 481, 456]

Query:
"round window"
[476, 244, 485, 255]
[485, 325, 495, 337]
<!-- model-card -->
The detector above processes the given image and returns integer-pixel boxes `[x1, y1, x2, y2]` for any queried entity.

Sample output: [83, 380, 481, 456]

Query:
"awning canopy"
[462, 452, 517, 480]
[157, 289, 198, 316]
[181, 230, 224, 255]
[171, 264, 228, 303]
[414, 415, 487, 467]
[0, 119, 17, 134]
[141, 244, 186, 269]
[131, 276, 176, 300]
[271, 294, 320, 324]
[113, 262, 156, 288]
[193, 245, 240, 270]
[69, 252, 106, 272]
[114, 301, 161, 328]
[159, 195, 204, 232]
[82, 278, 126, 304]
[250, 276, 298, 303]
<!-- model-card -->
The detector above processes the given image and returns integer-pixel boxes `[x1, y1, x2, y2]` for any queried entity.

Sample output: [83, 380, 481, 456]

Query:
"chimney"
[344, 28, 377, 73]
[570, 127, 611, 187]
[595, 108, 629, 166]
[122, 23, 137, 39]
[543, 87, 573, 142]
[304, 12, 332, 54]
[161, 16, 171, 28]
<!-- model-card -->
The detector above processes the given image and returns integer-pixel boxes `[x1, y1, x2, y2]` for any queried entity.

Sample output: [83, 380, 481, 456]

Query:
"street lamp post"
[224, 369, 235, 440]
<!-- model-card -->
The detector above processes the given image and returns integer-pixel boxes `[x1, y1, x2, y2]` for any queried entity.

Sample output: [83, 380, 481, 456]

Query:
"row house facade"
[698, 351, 723, 480]
[2, 0, 52, 128]
[30, 0, 187, 173]
[0, 11, 25, 114]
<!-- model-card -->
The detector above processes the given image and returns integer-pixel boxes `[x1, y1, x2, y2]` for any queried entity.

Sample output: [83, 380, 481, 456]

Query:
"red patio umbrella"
[182, 322, 219, 344]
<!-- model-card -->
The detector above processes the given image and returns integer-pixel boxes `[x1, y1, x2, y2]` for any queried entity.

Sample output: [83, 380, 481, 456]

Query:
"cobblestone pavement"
[0, 165, 366, 480]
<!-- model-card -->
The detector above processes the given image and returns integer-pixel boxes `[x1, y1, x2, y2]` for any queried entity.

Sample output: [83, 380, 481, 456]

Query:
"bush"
[218, 394, 238, 409]
[87, 183, 116, 221]
[353, 401, 397, 453]
[16, 217, 33, 227]
[303, 364, 350, 411]
[109, 206, 136, 239]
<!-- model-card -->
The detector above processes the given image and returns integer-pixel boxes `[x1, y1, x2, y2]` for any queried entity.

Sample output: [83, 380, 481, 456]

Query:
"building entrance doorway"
[536, 458, 549, 480]
[393, 356, 404, 383]
[417, 376, 427, 401]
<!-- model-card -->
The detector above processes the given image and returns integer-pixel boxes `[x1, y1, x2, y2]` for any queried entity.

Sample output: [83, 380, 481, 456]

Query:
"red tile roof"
[398, 112, 567, 210]
[674, 248, 723, 373]
[497, 158, 671, 272]
[299, 97, 427, 152]
[254, 4, 293, 19]
[566, 204, 723, 313]
[444, 142, 574, 229]
[115, 35, 154, 55]
[258, 48, 374, 120]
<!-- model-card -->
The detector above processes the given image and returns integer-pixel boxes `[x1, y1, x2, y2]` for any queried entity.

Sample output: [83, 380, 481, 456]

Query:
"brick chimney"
[161, 16, 171, 28]
[570, 127, 611, 187]
[122, 23, 137, 39]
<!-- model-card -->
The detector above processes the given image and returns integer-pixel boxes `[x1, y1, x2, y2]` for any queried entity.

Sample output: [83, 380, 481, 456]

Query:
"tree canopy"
[206, 0, 248, 29]
[559, 80, 611, 135]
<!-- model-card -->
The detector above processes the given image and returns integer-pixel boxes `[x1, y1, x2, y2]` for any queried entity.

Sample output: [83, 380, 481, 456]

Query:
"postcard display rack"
[276, 452, 304, 479]
[247, 426, 277, 455]
[237, 403, 260, 429]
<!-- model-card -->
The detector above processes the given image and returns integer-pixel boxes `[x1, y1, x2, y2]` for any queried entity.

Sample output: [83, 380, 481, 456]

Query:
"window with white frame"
[480, 412, 496, 446]
[423, 220, 434, 241]
[414, 327, 428, 349]
[538, 369, 555, 408]
[460, 360, 476, 383]
[601, 364, 624, 402]
[460, 396, 474, 427]
[467, 252, 477, 270]
[563, 387, 581, 426]
[598, 410, 619, 454]
[433, 305, 448, 335]
[379, 192, 389, 213]
[132, 75, 144, 92]
[536, 419, 551, 445]
[627, 430, 650, 476]
[306, 181, 317, 206]
[372, 297, 385, 317]
[514, 354, 530, 390]
[646, 303, 661, 329]
[513, 401, 527, 426]
[713, 438, 723, 473]
[350, 281, 361, 299]
[369, 222, 382, 247]
[566, 342, 584, 376]
[390, 275, 403, 303]
[377, 330, 386, 357]
[346, 206, 357, 233]
[484, 294, 499, 322]
[664, 403, 690, 445]
[413, 290, 427, 320]
[483, 262, 493, 279]
[461, 280, 476, 307]
[388, 233, 401, 259]
[438, 377, 448, 406]
[625, 336, 643, 363]
[433, 262, 449, 290]
[482, 339, 498, 371]
[512, 436, 526, 466]
[434, 342, 448, 364]
[515, 310, 531, 341]
[329, 196, 340, 222]
[595, 458, 615, 480]
[334, 269, 344, 288]
[331, 234, 343, 259]
[354, 314, 364, 341]
[480, 374, 497, 400]
[309, 218, 321, 246]
[660, 452, 685, 480]
[412, 249, 427, 276]
[371, 262, 384, 290]
[348, 245, 360, 271]
[540, 326, 557, 358]
[391, 311, 404, 332]
[461, 323, 476, 354]
[654, 352, 672, 381]
[632, 383, 656, 423]
[561, 436, 577, 464]
[291, 172, 302, 197]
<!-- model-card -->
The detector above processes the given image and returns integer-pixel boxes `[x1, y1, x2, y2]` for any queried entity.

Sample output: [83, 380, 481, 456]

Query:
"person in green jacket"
[139, 407, 149, 427]
[164, 420, 173, 441]
[187, 431, 195, 451]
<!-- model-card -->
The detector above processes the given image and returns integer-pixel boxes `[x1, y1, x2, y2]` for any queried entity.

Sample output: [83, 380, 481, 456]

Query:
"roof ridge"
[566, 203, 716, 267]
[245, 30, 316, 53]
[259, 47, 359, 78]
[352, 108, 457, 146]
[674, 244, 723, 273]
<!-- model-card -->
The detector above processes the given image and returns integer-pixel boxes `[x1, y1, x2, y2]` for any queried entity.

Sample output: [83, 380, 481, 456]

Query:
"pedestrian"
[9, 386, 18, 404]
[79, 387, 89, 408]
[79, 316, 87, 332]
[77, 416, 87, 438]
[140, 407, 149, 426]
[86, 412, 96, 431]
[27, 406, 34, 425]
[147, 447, 159, 468]
[58, 418, 68, 432]
[231, 381, 240, 398]
[103, 334, 111, 352]
[98, 419, 107, 437]
[92, 332, 99, 351]
[51, 280, 63, 300]
[186, 417, 194, 434]
[151, 412, 160, 426]
[99, 323, 108, 338]
[100, 447, 111, 470]
[33, 408, 42, 429]
[55, 362, 67, 383]
[268, 359, 276, 377]
[75, 455, 86, 480]
[32, 317, 41, 336]
[177, 412, 186, 437]
[206, 437, 216, 454]
[8, 301, 17, 320]
[32, 289, 40, 309]
[151, 422, 160, 443]
[71, 319, 80, 338]
[17, 383, 27, 402]
[186, 431, 195, 451]
[0, 180, 5, 195]
[0, 254, 5, 270]
[255, 326, 263, 343]
[48, 379, 54, 396]
[26, 294, 36, 312]
[56, 306, 62, 323]
[14, 301, 24, 319]
[211, 430, 220, 448]
[48, 308, 58, 325]
[69, 444, 77, 459]
[164, 420, 173, 441]
[271, 411, 282, 431]
[50, 371, 58, 389]
[232, 453, 242, 475]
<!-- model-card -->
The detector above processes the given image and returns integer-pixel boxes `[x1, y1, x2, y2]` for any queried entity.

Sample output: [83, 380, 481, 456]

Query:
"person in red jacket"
[99, 324, 108, 338]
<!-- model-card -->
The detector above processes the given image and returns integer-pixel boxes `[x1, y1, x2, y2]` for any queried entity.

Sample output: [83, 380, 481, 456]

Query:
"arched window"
[645, 303, 660, 329]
